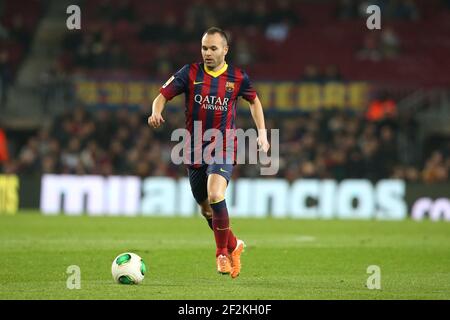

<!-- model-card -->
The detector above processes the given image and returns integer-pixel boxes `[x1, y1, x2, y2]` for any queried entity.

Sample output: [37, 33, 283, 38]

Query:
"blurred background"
[0, 0, 449, 217]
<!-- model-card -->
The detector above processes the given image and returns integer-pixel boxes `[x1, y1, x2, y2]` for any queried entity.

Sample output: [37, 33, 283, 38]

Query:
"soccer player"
[148, 27, 270, 278]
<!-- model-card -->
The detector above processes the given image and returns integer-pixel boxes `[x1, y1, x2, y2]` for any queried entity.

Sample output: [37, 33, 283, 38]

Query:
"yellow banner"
[75, 81, 369, 111]
[0, 175, 19, 215]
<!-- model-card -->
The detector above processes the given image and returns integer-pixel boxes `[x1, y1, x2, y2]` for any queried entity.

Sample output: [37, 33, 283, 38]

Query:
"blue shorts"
[187, 163, 233, 204]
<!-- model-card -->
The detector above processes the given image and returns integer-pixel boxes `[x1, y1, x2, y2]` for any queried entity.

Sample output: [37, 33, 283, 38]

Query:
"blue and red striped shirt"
[160, 62, 257, 167]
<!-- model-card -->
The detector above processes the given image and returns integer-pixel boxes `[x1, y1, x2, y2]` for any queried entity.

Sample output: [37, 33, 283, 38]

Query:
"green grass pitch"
[0, 211, 449, 299]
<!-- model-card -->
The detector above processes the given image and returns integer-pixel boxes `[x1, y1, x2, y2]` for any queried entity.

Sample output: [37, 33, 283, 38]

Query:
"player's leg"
[188, 166, 231, 275]
[206, 167, 231, 257]
[207, 172, 232, 274]
[187, 167, 224, 233]
[207, 164, 245, 278]
[199, 199, 238, 254]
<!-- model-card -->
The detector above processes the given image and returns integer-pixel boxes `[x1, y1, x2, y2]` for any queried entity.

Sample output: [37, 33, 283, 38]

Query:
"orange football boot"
[230, 239, 245, 279]
[216, 254, 232, 275]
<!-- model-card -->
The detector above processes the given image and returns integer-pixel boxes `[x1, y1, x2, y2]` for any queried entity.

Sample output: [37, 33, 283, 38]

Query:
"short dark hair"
[202, 27, 229, 45]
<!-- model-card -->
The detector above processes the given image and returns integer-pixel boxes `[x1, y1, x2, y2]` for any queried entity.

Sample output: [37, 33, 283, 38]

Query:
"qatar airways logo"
[195, 94, 229, 111]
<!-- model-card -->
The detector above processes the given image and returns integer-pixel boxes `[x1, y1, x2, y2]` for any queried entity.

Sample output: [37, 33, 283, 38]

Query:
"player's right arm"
[148, 94, 166, 128]
[148, 64, 190, 129]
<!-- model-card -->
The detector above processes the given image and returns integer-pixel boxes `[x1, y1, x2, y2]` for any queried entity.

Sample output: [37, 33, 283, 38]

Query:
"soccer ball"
[111, 252, 147, 285]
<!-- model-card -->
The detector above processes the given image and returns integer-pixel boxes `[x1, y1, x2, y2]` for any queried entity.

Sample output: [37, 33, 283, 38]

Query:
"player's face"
[201, 33, 228, 70]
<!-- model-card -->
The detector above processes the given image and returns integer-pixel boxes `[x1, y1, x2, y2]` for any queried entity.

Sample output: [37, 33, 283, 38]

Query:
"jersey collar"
[203, 62, 228, 78]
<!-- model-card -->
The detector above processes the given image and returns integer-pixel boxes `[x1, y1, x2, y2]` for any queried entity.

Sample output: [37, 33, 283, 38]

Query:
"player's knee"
[208, 191, 225, 204]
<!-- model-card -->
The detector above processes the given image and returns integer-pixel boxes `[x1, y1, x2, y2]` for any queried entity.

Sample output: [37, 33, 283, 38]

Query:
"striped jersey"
[159, 62, 257, 167]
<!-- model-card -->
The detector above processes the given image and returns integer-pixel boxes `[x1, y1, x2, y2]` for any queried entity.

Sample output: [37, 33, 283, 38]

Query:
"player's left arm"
[248, 95, 270, 153]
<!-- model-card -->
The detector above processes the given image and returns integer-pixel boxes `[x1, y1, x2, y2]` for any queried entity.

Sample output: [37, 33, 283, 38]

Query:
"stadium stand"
[0, 0, 449, 183]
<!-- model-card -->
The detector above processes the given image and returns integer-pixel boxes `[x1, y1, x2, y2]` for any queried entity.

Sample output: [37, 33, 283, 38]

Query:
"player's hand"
[257, 136, 270, 153]
[148, 113, 165, 128]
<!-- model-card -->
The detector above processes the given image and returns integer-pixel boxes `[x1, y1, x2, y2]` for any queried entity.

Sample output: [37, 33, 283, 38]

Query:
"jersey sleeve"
[159, 64, 190, 100]
[238, 71, 257, 102]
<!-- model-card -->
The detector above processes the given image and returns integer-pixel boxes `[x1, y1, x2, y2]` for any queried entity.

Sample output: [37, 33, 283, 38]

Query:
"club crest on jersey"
[225, 82, 235, 92]
[162, 75, 175, 88]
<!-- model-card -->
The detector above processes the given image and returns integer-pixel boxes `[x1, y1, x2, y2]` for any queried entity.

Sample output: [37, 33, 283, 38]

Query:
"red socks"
[206, 216, 237, 254]
[210, 199, 234, 257]
[227, 230, 237, 253]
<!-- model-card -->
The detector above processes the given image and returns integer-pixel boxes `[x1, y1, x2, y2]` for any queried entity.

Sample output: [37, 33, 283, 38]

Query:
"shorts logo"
[219, 168, 229, 173]
[225, 82, 235, 92]
[162, 76, 175, 88]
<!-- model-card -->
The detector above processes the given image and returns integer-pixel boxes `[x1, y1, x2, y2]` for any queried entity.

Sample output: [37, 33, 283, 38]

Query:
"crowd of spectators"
[336, 0, 421, 21]
[0, 0, 43, 107]
[57, 0, 437, 78]
[2, 0, 449, 105]
[1, 105, 449, 184]
[1, 0, 449, 184]
[2, 0, 447, 104]
[300, 64, 343, 83]
[357, 27, 401, 61]
[60, 0, 302, 77]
